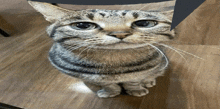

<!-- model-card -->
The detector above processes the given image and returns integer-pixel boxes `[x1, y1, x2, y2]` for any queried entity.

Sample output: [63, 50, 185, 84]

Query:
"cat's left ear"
[28, 1, 71, 22]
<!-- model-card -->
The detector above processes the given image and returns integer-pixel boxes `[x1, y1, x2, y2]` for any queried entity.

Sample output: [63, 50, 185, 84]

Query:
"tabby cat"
[28, 1, 175, 98]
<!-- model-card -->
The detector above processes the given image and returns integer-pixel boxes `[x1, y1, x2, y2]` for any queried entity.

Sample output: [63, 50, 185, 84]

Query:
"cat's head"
[28, 1, 175, 49]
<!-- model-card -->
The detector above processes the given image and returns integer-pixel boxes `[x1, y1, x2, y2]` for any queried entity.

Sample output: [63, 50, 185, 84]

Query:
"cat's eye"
[71, 22, 98, 30]
[132, 20, 158, 28]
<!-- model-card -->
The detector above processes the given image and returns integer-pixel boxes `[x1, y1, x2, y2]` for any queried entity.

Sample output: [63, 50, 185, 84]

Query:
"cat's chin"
[95, 42, 150, 50]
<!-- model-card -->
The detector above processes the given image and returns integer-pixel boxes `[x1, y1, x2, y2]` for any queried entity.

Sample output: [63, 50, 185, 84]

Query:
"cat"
[28, 1, 175, 98]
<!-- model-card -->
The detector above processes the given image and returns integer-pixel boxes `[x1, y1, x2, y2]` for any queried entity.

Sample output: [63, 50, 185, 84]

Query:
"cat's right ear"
[28, 1, 70, 22]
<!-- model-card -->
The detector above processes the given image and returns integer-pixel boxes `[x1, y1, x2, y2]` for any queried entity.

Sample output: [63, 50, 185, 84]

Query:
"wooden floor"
[0, 0, 219, 108]
[0, 14, 219, 109]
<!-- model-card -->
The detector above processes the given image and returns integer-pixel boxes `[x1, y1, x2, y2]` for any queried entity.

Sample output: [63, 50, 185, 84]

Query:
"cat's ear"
[28, 1, 70, 22]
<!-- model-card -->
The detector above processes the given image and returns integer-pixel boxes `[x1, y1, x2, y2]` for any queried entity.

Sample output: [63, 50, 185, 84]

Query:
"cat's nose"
[108, 31, 132, 39]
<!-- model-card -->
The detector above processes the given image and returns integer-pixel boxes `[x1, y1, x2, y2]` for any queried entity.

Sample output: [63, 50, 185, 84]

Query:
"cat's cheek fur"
[28, 0, 175, 98]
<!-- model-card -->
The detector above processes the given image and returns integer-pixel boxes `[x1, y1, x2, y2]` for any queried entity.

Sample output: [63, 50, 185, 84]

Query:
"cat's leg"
[141, 70, 165, 88]
[97, 83, 121, 98]
[141, 78, 156, 88]
[122, 82, 149, 97]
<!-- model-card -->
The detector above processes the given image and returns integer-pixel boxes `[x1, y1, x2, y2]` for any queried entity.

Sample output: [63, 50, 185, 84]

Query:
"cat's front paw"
[96, 84, 121, 98]
[141, 78, 156, 88]
[97, 89, 121, 98]
[126, 89, 149, 97]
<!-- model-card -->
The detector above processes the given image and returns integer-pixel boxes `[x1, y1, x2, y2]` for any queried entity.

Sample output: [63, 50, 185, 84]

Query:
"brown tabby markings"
[132, 12, 139, 19]
[28, 1, 175, 98]
[86, 13, 94, 20]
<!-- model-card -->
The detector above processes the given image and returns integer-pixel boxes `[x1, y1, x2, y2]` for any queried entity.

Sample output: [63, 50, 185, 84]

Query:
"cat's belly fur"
[48, 43, 167, 84]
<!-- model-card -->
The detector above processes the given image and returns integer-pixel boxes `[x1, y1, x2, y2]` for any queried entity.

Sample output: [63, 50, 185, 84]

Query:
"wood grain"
[0, 0, 219, 109]
[175, 0, 220, 45]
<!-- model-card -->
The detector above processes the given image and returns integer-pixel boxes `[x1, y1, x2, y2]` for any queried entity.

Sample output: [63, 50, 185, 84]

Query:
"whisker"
[67, 44, 88, 52]
[163, 40, 219, 46]
[67, 45, 81, 51]
[208, 46, 220, 50]
[149, 44, 169, 71]
[158, 43, 205, 61]
[77, 45, 93, 57]
[152, 42, 189, 65]
[86, 46, 93, 56]
[160, 41, 220, 53]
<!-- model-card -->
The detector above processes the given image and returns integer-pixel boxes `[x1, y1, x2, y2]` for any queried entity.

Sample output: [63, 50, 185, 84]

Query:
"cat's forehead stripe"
[86, 13, 94, 20]
[122, 12, 127, 16]
[132, 12, 139, 19]
[59, 10, 167, 24]
[99, 13, 105, 17]
[73, 16, 82, 20]
[89, 10, 130, 17]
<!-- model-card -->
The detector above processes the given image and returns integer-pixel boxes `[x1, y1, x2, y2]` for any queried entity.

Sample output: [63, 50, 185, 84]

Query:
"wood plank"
[0, 28, 219, 109]
[0, 1, 219, 108]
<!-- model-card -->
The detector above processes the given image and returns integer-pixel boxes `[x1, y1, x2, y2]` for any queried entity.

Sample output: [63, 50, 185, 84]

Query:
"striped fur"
[28, 1, 175, 98]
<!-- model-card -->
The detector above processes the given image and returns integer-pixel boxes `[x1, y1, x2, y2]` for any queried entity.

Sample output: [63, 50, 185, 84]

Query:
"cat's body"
[28, 1, 175, 98]
[49, 42, 167, 97]
[49, 41, 166, 83]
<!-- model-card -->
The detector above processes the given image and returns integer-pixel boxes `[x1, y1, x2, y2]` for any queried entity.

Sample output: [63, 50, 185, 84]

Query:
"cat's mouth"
[95, 41, 149, 49]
